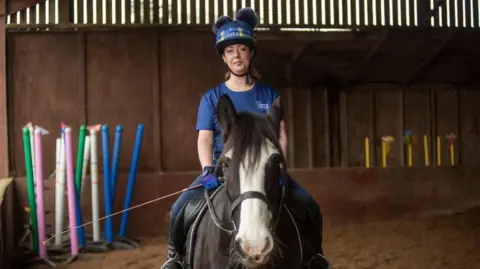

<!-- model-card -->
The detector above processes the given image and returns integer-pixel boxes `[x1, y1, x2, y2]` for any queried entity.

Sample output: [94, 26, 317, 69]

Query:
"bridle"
[204, 160, 286, 238]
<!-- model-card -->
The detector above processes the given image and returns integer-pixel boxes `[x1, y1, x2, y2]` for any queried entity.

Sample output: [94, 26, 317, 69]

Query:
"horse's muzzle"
[234, 236, 273, 267]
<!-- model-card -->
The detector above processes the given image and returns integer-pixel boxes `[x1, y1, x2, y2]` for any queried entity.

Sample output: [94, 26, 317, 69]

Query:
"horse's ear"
[217, 94, 238, 138]
[267, 96, 283, 128]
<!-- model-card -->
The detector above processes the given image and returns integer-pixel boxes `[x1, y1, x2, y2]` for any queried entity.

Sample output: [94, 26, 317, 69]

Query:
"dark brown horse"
[181, 94, 317, 269]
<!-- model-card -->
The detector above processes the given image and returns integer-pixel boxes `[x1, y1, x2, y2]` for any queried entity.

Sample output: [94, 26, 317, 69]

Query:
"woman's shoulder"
[200, 83, 228, 104]
[255, 81, 280, 96]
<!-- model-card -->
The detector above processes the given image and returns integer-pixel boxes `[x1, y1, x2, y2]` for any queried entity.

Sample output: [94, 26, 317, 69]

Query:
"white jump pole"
[89, 125, 101, 242]
[81, 136, 90, 196]
[54, 130, 66, 247]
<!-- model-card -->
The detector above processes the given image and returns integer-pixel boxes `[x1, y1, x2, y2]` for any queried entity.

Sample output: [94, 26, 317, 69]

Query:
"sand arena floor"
[25, 207, 480, 269]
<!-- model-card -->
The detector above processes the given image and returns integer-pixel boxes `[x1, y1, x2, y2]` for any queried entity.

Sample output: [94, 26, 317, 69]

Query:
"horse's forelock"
[227, 113, 283, 183]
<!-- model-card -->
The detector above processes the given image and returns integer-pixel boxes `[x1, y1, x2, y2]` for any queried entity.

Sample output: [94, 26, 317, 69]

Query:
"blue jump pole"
[113, 124, 144, 249]
[110, 125, 123, 206]
[101, 125, 113, 244]
[119, 124, 144, 236]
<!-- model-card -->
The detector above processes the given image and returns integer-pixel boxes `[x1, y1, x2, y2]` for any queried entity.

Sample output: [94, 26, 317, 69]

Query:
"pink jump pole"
[33, 127, 55, 267]
[64, 127, 79, 258]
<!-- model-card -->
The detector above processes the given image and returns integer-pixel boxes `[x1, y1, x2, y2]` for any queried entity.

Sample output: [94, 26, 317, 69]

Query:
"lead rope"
[42, 184, 204, 245]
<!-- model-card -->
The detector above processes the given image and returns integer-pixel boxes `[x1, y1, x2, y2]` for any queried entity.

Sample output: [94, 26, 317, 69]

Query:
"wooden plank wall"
[6, 31, 480, 179]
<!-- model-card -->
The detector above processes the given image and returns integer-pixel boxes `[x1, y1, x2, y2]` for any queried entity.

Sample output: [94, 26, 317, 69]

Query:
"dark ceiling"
[258, 28, 480, 88]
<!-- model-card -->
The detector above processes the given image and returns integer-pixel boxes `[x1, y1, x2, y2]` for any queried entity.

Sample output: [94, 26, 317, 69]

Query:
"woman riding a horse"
[161, 7, 331, 269]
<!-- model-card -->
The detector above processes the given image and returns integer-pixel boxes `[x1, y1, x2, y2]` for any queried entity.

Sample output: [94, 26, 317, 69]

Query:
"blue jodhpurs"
[288, 177, 321, 223]
[170, 173, 205, 219]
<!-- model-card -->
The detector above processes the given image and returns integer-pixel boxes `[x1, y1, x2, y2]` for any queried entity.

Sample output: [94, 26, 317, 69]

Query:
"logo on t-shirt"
[256, 101, 270, 113]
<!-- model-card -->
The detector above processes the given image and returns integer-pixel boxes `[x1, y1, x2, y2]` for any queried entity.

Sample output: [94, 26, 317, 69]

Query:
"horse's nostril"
[253, 255, 260, 262]
[235, 238, 246, 257]
[261, 236, 273, 254]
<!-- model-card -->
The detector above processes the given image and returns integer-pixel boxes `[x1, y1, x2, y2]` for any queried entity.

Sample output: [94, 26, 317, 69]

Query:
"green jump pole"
[75, 125, 86, 196]
[22, 128, 39, 254]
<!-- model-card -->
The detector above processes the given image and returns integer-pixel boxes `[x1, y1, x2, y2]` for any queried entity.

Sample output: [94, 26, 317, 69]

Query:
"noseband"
[204, 162, 286, 237]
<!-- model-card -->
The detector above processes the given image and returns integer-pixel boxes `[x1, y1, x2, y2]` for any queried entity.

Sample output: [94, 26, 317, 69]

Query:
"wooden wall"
[6, 31, 480, 180]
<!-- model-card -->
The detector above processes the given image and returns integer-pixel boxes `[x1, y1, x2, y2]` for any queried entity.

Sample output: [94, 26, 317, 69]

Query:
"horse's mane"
[221, 111, 284, 177]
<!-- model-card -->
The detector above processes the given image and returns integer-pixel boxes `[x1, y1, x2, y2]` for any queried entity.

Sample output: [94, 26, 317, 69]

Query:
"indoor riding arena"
[1, 0, 480, 269]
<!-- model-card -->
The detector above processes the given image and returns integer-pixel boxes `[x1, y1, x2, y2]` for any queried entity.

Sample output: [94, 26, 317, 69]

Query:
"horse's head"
[215, 94, 287, 267]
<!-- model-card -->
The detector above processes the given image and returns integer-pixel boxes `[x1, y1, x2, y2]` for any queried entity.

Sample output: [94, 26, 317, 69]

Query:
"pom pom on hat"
[212, 15, 233, 34]
[236, 7, 259, 29]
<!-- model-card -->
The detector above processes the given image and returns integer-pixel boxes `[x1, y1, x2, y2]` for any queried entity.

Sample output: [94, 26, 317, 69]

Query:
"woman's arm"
[197, 130, 214, 169]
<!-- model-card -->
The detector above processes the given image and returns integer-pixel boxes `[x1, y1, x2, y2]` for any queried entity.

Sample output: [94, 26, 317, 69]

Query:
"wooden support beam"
[323, 88, 331, 167]
[403, 30, 455, 85]
[306, 88, 313, 169]
[0, 0, 8, 177]
[340, 90, 349, 167]
[369, 89, 376, 167]
[152, 34, 162, 172]
[285, 65, 295, 168]
[398, 88, 405, 166]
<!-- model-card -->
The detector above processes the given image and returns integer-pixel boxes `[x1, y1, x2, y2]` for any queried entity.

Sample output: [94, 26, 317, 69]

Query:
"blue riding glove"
[200, 166, 221, 190]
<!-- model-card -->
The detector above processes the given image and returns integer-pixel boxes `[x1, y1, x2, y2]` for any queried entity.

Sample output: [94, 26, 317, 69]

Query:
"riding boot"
[305, 210, 331, 269]
[161, 243, 184, 269]
[161, 214, 185, 269]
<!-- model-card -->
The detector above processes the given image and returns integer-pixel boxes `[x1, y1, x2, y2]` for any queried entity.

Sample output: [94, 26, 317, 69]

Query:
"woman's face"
[222, 44, 251, 75]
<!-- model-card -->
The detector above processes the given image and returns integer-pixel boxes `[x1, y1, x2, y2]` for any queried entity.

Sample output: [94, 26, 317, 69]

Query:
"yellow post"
[365, 137, 370, 168]
[436, 136, 441, 167]
[446, 133, 457, 166]
[381, 140, 387, 168]
[403, 130, 414, 167]
[450, 144, 455, 165]
[423, 135, 429, 167]
[407, 144, 413, 167]
[381, 136, 394, 168]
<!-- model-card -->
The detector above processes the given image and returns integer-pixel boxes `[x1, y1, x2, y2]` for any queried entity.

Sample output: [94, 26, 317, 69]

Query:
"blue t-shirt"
[196, 81, 280, 163]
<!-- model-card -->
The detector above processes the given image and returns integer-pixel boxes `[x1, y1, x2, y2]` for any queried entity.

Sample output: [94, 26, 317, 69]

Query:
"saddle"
[170, 188, 212, 255]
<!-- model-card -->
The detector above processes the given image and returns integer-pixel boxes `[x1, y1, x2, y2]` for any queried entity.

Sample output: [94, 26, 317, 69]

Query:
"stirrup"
[161, 246, 185, 269]
[307, 253, 332, 269]
[160, 257, 185, 269]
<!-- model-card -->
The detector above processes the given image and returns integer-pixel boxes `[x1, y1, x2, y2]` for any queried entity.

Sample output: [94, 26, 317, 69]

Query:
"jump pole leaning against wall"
[84, 124, 109, 252]
[33, 126, 56, 267]
[21, 126, 39, 255]
[101, 125, 114, 246]
[114, 124, 144, 249]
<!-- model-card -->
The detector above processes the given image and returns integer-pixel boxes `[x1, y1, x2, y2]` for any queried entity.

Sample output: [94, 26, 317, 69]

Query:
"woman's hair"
[224, 65, 262, 85]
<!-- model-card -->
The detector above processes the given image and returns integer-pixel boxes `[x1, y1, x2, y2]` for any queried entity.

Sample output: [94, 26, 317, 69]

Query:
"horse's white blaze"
[235, 139, 278, 259]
